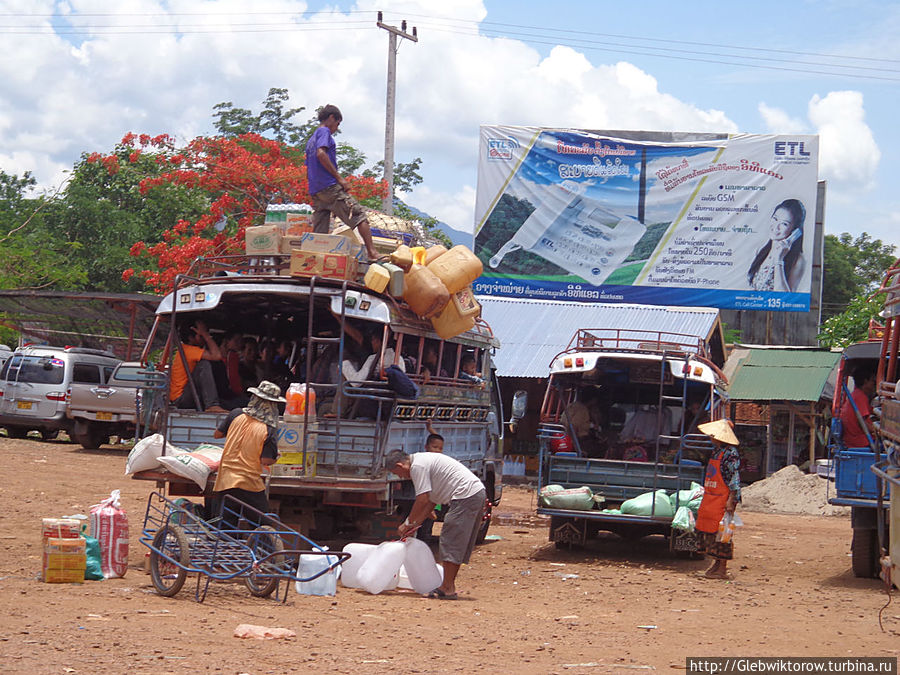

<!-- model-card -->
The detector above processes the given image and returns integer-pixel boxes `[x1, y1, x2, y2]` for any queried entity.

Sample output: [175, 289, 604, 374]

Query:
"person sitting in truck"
[840, 367, 877, 449]
[562, 387, 599, 456]
[458, 353, 485, 388]
[694, 419, 742, 580]
[208, 380, 284, 523]
[169, 320, 228, 413]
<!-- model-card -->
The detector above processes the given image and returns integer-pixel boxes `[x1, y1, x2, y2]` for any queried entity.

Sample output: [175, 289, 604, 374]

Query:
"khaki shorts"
[439, 488, 486, 565]
[310, 183, 367, 234]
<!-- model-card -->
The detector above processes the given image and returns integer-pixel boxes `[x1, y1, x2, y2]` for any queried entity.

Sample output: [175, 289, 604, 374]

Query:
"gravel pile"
[741, 464, 850, 516]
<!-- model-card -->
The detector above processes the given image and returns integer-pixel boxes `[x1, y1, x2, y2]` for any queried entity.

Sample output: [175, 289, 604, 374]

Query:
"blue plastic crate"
[834, 449, 879, 499]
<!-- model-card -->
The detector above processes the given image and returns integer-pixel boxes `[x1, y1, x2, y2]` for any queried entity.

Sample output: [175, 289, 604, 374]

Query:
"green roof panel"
[727, 349, 839, 401]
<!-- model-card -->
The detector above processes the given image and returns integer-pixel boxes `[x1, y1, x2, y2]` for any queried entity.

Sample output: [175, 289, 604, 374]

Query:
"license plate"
[96, 411, 113, 421]
[16, 401, 32, 410]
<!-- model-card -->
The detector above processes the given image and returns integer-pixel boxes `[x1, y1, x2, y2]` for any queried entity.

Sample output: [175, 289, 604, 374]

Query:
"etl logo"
[487, 138, 518, 160]
[774, 140, 811, 157]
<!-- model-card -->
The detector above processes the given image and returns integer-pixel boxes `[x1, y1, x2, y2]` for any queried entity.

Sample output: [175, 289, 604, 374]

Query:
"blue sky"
[0, 0, 897, 255]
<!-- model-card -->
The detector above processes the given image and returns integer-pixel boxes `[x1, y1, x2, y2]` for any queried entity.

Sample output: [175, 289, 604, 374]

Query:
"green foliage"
[822, 232, 896, 321]
[818, 291, 884, 348]
[393, 202, 452, 247]
[213, 87, 309, 145]
[0, 170, 87, 291]
[366, 157, 424, 194]
[721, 322, 742, 345]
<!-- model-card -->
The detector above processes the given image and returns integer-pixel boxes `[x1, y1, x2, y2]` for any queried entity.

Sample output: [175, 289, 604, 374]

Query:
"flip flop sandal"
[427, 589, 458, 600]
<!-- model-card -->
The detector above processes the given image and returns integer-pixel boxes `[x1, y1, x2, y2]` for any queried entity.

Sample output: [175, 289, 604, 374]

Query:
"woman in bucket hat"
[694, 419, 742, 579]
[209, 380, 286, 519]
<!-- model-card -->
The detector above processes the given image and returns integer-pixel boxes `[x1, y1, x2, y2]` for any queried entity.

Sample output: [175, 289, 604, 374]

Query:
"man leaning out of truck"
[840, 367, 877, 449]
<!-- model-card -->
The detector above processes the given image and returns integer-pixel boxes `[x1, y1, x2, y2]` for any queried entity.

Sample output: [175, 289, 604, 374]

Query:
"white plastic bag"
[89, 489, 129, 579]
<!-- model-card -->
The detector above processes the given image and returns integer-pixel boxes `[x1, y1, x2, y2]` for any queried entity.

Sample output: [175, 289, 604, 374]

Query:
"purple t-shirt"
[305, 125, 338, 196]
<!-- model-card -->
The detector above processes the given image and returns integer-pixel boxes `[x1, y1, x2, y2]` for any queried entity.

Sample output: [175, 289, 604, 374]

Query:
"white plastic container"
[402, 537, 443, 594]
[399, 561, 443, 591]
[356, 541, 405, 594]
[295, 546, 340, 596]
[339, 542, 377, 589]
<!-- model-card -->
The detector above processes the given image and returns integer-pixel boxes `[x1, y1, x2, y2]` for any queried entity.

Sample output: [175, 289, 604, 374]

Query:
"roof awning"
[478, 297, 725, 378]
[726, 348, 840, 402]
[0, 290, 161, 360]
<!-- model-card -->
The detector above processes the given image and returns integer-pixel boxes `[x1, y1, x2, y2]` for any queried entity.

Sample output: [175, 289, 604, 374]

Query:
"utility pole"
[377, 11, 417, 215]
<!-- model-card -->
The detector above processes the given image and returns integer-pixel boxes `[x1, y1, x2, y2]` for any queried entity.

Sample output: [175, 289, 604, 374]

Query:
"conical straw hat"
[697, 419, 739, 446]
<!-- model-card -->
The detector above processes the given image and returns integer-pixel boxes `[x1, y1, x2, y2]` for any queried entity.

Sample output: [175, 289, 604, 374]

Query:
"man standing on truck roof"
[386, 449, 485, 600]
[305, 104, 379, 261]
[170, 320, 228, 414]
[209, 380, 285, 520]
[840, 367, 877, 449]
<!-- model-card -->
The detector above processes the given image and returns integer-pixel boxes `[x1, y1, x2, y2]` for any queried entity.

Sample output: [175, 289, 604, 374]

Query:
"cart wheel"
[245, 526, 285, 598]
[149, 524, 190, 597]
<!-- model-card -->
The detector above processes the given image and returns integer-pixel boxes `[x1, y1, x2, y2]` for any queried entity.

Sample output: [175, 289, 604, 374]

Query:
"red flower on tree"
[114, 132, 387, 293]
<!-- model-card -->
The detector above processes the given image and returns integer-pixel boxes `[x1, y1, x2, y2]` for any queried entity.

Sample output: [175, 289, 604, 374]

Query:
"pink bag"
[90, 490, 129, 579]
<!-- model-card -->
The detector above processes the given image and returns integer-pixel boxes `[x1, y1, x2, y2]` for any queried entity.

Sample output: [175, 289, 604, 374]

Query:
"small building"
[724, 345, 839, 482]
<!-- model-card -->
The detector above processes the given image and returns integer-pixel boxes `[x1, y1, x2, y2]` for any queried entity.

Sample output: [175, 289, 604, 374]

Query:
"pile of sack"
[125, 433, 224, 489]
[365, 244, 484, 339]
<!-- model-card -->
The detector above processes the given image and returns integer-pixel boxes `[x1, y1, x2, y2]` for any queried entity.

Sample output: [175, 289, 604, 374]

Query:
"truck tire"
[72, 425, 109, 450]
[851, 527, 879, 578]
[40, 429, 60, 441]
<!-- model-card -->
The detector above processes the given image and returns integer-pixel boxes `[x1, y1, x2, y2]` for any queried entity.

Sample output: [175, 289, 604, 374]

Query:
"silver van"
[0, 346, 121, 441]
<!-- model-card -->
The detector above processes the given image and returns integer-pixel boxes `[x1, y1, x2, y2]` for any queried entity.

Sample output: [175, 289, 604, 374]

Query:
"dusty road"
[1, 435, 898, 674]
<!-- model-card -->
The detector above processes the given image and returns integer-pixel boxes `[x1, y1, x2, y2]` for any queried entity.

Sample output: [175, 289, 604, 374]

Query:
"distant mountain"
[401, 203, 473, 247]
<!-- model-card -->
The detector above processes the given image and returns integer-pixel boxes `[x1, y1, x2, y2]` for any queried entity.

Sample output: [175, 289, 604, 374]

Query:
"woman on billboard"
[747, 198, 806, 292]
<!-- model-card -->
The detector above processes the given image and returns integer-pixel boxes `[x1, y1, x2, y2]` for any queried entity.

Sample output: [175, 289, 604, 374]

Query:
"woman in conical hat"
[694, 419, 742, 579]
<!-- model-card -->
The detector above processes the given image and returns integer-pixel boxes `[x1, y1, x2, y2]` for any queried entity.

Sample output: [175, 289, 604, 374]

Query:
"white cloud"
[808, 90, 879, 189]
[758, 103, 806, 134]
[405, 183, 477, 236]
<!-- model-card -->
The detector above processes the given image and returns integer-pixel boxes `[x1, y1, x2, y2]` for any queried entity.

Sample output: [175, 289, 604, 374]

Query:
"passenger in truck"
[170, 320, 228, 413]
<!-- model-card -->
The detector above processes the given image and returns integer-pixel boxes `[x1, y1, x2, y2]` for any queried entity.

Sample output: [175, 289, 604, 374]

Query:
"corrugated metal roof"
[478, 297, 721, 378]
[726, 348, 839, 401]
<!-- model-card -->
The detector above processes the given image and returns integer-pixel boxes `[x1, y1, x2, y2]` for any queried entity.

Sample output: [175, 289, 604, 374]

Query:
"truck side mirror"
[508, 390, 528, 433]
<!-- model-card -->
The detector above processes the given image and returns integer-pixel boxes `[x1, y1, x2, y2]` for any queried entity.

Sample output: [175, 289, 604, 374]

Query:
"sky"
[0, 0, 898, 253]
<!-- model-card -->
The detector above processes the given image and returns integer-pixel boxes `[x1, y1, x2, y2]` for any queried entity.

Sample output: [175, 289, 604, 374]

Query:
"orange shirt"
[169, 343, 205, 401]
[213, 413, 271, 492]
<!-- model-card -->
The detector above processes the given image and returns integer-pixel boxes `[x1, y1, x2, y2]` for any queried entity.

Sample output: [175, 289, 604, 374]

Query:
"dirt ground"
[2, 436, 899, 675]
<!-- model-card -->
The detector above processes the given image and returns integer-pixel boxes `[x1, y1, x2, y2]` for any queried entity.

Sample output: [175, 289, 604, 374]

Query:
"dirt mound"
[741, 464, 849, 516]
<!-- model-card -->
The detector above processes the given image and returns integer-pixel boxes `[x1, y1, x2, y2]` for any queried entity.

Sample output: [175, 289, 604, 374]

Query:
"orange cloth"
[695, 450, 730, 534]
[213, 413, 270, 493]
[169, 343, 204, 402]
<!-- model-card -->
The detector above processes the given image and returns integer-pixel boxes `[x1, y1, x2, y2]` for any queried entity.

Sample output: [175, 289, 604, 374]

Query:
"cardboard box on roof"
[245, 224, 282, 255]
[289, 250, 358, 281]
[297, 232, 365, 261]
[285, 213, 313, 237]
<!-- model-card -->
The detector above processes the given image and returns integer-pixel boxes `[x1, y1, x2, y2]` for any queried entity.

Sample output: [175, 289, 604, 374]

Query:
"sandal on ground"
[426, 588, 458, 600]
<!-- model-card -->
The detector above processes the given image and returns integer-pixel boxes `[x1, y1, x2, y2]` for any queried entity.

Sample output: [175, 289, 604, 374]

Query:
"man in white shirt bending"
[385, 449, 486, 600]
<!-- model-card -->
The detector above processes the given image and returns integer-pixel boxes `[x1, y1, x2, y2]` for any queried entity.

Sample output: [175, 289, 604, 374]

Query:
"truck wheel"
[851, 527, 879, 578]
[72, 425, 109, 450]
[40, 429, 60, 441]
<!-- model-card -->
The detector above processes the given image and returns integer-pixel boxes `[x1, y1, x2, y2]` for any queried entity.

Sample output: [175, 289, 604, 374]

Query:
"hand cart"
[140, 490, 349, 602]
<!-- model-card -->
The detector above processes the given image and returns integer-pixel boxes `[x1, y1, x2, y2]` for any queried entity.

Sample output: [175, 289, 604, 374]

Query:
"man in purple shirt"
[305, 104, 379, 261]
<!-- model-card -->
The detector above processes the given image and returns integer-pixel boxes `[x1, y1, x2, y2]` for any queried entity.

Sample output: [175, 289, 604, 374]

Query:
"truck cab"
[537, 328, 727, 549]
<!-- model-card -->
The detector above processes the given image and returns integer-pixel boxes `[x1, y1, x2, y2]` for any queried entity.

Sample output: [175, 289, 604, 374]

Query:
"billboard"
[473, 127, 819, 312]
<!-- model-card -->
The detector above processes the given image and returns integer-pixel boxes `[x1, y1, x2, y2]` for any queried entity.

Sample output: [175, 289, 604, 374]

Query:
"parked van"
[0, 345, 121, 441]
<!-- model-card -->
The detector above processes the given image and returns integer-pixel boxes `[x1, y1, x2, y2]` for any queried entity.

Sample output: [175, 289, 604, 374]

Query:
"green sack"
[81, 525, 104, 581]
[671, 505, 695, 532]
[620, 490, 674, 518]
